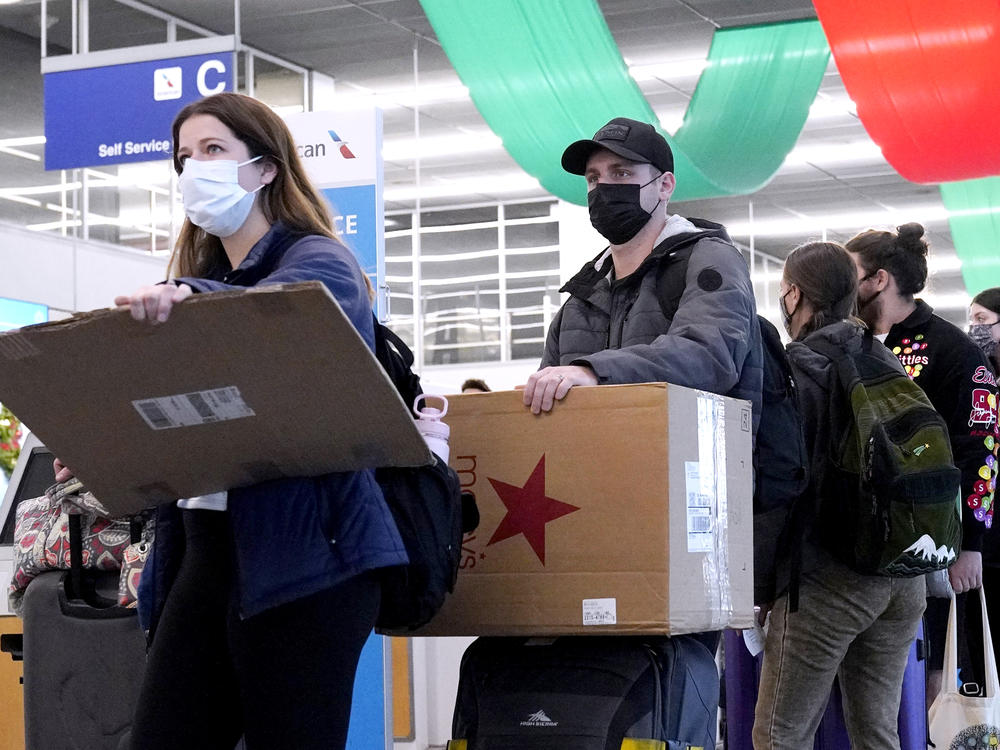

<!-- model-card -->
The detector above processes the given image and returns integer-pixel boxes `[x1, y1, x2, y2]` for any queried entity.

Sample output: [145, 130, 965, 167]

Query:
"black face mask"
[856, 272, 882, 319]
[587, 176, 661, 245]
[779, 288, 798, 335]
[969, 323, 999, 357]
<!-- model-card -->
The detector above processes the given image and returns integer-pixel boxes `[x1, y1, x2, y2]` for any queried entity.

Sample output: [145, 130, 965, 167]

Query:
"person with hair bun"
[753, 241, 926, 750]
[847, 223, 999, 702]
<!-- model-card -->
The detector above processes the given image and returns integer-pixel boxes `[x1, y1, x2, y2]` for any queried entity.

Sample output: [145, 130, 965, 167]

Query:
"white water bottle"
[413, 394, 450, 463]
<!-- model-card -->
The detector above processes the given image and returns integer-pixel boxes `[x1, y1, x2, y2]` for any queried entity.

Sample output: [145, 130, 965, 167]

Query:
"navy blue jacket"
[138, 223, 407, 631]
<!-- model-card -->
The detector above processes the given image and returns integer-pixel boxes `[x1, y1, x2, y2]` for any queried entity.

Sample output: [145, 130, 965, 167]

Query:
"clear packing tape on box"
[693, 393, 731, 630]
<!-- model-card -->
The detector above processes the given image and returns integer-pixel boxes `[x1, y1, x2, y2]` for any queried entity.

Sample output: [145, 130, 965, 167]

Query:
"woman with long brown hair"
[753, 241, 926, 749]
[112, 92, 405, 750]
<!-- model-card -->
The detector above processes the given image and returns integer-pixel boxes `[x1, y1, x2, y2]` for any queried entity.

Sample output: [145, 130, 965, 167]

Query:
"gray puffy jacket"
[541, 217, 763, 434]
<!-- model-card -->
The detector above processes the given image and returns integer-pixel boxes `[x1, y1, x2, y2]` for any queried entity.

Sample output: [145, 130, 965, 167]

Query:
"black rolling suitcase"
[449, 635, 719, 750]
[20, 513, 147, 750]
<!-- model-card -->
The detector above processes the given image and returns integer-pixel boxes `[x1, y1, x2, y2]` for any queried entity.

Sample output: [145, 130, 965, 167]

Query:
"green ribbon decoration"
[418, 0, 829, 204]
[940, 178, 1000, 295]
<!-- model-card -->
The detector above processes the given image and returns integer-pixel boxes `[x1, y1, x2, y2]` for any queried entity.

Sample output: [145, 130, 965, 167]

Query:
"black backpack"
[371, 319, 479, 632]
[241, 230, 478, 630]
[451, 635, 719, 750]
[653, 225, 809, 606]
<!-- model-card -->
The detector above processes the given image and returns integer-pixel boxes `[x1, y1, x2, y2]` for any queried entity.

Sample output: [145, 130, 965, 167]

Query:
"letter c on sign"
[197, 60, 227, 96]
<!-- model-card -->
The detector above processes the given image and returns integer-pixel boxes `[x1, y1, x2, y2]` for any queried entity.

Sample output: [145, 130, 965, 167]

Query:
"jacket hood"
[561, 216, 733, 299]
[786, 320, 867, 389]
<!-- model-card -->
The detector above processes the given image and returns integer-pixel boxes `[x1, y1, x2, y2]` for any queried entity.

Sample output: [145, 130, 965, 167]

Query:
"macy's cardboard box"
[418, 383, 754, 636]
[0, 282, 430, 517]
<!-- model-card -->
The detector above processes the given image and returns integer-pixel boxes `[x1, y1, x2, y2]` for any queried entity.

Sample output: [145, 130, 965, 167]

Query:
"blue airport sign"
[322, 184, 379, 278]
[44, 48, 234, 171]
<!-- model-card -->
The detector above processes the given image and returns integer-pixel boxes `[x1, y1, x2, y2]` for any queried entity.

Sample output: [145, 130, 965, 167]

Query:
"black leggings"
[129, 509, 380, 750]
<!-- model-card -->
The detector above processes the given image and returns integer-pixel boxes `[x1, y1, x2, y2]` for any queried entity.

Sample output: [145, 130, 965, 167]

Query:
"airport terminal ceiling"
[0, 0, 980, 327]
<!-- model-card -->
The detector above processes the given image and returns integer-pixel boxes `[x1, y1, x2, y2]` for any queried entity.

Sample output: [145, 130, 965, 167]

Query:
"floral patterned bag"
[8, 478, 153, 615]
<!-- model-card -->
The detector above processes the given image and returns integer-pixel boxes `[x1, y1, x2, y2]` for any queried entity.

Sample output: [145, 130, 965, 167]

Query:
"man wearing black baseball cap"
[523, 116, 762, 446]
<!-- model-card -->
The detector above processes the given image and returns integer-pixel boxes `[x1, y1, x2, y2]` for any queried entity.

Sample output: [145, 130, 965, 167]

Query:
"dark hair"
[972, 287, 1000, 316]
[461, 378, 491, 393]
[168, 92, 338, 279]
[782, 241, 858, 340]
[845, 222, 928, 296]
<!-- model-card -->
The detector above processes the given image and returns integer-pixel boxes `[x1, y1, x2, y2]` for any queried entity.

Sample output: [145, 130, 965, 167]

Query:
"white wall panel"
[0, 221, 167, 315]
[74, 243, 168, 312]
[0, 223, 76, 311]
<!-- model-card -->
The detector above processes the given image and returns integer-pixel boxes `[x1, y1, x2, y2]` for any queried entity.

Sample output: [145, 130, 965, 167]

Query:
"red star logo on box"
[486, 455, 580, 564]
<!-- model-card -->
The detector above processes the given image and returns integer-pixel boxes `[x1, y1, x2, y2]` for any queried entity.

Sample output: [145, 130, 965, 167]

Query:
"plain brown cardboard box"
[417, 383, 754, 636]
[0, 282, 430, 516]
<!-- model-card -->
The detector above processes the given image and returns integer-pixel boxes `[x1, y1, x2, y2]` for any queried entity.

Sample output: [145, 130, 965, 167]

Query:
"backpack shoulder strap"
[374, 316, 416, 370]
[757, 316, 793, 382]
[373, 316, 423, 413]
[653, 227, 737, 321]
[653, 235, 704, 320]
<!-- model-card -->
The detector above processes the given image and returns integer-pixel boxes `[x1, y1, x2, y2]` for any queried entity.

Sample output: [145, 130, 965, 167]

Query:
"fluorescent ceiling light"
[385, 173, 541, 202]
[0, 147, 40, 161]
[383, 132, 503, 161]
[929, 255, 964, 273]
[333, 83, 470, 111]
[0, 135, 46, 161]
[807, 93, 858, 120]
[628, 59, 708, 81]
[651, 110, 685, 135]
[0, 136, 46, 147]
[0, 182, 82, 197]
[272, 104, 305, 116]
[782, 140, 884, 167]
[727, 204, 954, 237]
[921, 292, 973, 311]
[751, 251, 963, 284]
[110, 162, 173, 191]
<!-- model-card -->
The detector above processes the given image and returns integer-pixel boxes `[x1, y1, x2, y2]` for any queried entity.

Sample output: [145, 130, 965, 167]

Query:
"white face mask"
[178, 156, 264, 238]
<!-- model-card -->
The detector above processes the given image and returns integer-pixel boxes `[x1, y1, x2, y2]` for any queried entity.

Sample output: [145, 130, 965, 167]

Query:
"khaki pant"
[752, 559, 925, 750]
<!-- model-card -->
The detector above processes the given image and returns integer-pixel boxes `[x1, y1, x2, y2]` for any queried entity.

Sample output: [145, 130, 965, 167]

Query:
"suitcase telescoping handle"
[59, 513, 136, 619]
[67, 513, 84, 601]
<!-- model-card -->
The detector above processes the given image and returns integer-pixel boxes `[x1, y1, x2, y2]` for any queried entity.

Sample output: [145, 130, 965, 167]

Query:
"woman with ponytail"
[752, 241, 926, 749]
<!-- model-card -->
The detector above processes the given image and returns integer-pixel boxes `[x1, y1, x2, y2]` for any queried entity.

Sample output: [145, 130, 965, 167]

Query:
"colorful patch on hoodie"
[968, 389, 999, 528]
[892, 335, 928, 378]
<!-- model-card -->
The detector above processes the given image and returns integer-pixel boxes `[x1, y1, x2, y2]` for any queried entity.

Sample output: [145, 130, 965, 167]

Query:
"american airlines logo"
[520, 709, 558, 727]
[327, 128, 357, 159]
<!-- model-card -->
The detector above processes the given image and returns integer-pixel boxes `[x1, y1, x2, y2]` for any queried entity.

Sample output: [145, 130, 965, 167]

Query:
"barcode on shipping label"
[582, 598, 617, 626]
[132, 386, 255, 430]
[686, 461, 714, 553]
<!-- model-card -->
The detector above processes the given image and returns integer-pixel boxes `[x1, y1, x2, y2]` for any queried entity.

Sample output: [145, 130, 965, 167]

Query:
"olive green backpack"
[805, 332, 962, 577]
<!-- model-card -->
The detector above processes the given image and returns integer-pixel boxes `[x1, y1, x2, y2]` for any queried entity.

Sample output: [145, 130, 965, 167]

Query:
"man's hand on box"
[114, 283, 193, 324]
[522, 365, 597, 415]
